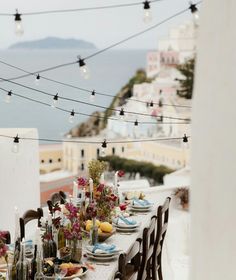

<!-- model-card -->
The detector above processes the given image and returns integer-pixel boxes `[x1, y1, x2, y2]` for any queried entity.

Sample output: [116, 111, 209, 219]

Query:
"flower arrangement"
[174, 187, 189, 210]
[0, 231, 8, 266]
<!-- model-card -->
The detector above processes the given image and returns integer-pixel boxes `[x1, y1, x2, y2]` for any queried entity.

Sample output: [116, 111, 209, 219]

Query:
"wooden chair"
[50, 191, 67, 205]
[137, 217, 157, 280]
[152, 197, 171, 280]
[20, 208, 43, 240]
[115, 239, 142, 280]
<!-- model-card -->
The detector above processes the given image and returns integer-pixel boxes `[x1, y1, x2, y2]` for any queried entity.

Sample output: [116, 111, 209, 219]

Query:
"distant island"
[8, 37, 97, 50]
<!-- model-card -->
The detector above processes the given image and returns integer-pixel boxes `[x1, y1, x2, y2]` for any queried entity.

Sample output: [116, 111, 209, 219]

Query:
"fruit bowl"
[98, 228, 116, 242]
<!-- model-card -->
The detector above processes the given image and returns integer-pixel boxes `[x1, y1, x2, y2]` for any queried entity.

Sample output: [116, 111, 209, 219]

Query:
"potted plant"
[174, 187, 189, 210]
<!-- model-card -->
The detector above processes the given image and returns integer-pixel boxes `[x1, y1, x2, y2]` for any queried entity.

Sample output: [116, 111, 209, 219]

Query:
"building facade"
[39, 144, 63, 174]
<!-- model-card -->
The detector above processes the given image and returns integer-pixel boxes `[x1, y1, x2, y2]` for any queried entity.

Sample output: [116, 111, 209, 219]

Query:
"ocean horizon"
[0, 49, 147, 141]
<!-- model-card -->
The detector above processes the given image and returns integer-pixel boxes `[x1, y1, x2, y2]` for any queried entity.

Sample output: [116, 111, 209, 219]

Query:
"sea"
[0, 49, 147, 140]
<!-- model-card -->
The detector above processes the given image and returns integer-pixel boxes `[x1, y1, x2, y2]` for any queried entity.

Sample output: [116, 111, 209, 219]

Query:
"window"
[41, 159, 44, 164]
[81, 163, 84, 171]
[49, 159, 53, 163]
[122, 147, 125, 153]
[97, 148, 100, 158]
[58, 158, 61, 162]
[112, 147, 115, 155]
[81, 149, 84, 158]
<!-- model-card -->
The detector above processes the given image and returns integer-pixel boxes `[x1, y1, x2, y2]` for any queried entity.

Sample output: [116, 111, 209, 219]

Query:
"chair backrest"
[115, 239, 141, 280]
[138, 216, 157, 280]
[20, 208, 44, 240]
[153, 197, 171, 280]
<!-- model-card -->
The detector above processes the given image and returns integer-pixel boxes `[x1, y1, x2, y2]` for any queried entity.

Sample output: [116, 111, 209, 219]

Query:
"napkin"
[132, 198, 152, 206]
[117, 216, 137, 225]
[89, 243, 117, 254]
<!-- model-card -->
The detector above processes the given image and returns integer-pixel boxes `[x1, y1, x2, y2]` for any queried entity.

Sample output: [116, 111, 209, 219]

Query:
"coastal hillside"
[68, 69, 152, 137]
[9, 36, 96, 50]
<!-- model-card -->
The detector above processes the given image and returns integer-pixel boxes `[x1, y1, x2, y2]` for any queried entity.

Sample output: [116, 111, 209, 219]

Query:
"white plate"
[112, 221, 140, 229]
[87, 254, 118, 261]
[129, 206, 152, 212]
[114, 226, 139, 232]
[131, 203, 152, 209]
[86, 250, 118, 257]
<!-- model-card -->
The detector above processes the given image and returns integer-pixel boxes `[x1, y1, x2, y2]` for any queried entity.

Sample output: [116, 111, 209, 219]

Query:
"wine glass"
[54, 264, 67, 280]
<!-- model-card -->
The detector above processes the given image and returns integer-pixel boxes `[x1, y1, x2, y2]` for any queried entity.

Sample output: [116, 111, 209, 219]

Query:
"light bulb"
[143, 1, 152, 23]
[12, 135, 20, 153]
[189, 3, 199, 25]
[90, 90, 96, 103]
[14, 10, 24, 36]
[182, 134, 190, 149]
[133, 120, 140, 138]
[69, 110, 75, 123]
[35, 74, 40, 86]
[119, 108, 125, 121]
[5, 91, 12, 103]
[78, 57, 90, 79]
[51, 94, 59, 108]
[101, 140, 107, 157]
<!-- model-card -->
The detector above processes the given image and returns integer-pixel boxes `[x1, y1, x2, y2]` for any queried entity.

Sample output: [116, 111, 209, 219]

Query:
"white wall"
[0, 128, 40, 238]
[191, 1, 236, 279]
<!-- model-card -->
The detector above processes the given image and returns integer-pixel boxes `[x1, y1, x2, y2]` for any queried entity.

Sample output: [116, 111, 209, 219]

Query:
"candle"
[89, 178, 93, 200]
[100, 173, 105, 184]
[73, 181, 78, 198]
[14, 206, 20, 241]
[114, 171, 119, 188]
[35, 227, 41, 247]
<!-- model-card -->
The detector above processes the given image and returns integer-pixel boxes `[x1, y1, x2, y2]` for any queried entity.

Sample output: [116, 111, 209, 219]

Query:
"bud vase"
[70, 239, 82, 263]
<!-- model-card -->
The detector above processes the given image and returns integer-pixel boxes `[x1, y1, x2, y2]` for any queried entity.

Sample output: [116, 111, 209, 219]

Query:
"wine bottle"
[43, 215, 57, 258]
[30, 245, 37, 280]
[34, 249, 44, 280]
[16, 241, 30, 280]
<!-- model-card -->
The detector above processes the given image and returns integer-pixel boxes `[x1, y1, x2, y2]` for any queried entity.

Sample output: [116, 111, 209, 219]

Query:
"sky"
[0, 0, 193, 50]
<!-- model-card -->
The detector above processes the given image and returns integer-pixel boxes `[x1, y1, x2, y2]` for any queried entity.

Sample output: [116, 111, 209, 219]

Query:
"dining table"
[81, 195, 160, 280]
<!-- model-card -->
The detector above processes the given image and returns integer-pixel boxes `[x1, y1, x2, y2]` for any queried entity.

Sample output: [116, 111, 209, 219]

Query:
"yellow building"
[39, 144, 63, 174]
[62, 137, 189, 175]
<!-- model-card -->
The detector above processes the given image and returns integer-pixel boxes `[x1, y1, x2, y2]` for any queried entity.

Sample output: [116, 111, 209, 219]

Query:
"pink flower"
[77, 177, 88, 186]
[0, 243, 7, 258]
[118, 170, 125, 177]
[97, 184, 105, 192]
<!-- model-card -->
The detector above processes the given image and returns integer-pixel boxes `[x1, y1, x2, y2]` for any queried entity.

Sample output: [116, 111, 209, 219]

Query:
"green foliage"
[103, 69, 152, 127]
[176, 58, 195, 99]
[100, 156, 174, 184]
[88, 159, 107, 185]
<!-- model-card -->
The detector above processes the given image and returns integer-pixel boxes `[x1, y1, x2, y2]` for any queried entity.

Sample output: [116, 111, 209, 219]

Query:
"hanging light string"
[0, 0, 161, 17]
[0, 133, 190, 145]
[0, 60, 192, 109]
[4, 2, 201, 80]
[0, 77, 190, 121]
[0, 86, 190, 125]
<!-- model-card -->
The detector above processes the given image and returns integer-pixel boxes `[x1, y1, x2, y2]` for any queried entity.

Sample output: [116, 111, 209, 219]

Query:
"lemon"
[100, 222, 113, 233]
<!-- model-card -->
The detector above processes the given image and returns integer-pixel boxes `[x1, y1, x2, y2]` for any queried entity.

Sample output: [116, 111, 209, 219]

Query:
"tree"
[176, 58, 195, 99]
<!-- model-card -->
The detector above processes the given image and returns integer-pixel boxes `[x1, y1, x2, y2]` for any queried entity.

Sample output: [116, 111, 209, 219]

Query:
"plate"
[86, 250, 118, 257]
[114, 226, 139, 232]
[44, 266, 88, 279]
[131, 204, 152, 209]
[87, 254, 118, 261]
[112, 220, 140, 229]
[129, 206, 152, 212]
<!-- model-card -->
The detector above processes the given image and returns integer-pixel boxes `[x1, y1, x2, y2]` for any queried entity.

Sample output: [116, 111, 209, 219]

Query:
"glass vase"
[70, 240, 82, 263]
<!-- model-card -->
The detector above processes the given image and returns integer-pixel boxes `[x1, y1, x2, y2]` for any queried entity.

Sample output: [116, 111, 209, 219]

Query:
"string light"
[101, 140, 107, 157]
[35, 74, 41, 86]
[134, 119, 139, 126]
[90, 90, 96, 103]
[0, 59, 192, 109]
[51, 93, 59, 108]
[133, 119, 140, 138]
[158, 99, 163, 108]
[12, 135, 20, 153]
[149, 101, 154, 107]
[14, 10, 23, 36]
[78, 57, 90, 80]
[119, 108, 125, 120]
[183, 134, 189, 143]
[5, 90, 12, 103]
[189, 2, 199, 23]
[143, 1, 152, 23]
[69, 109, 75, 123]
